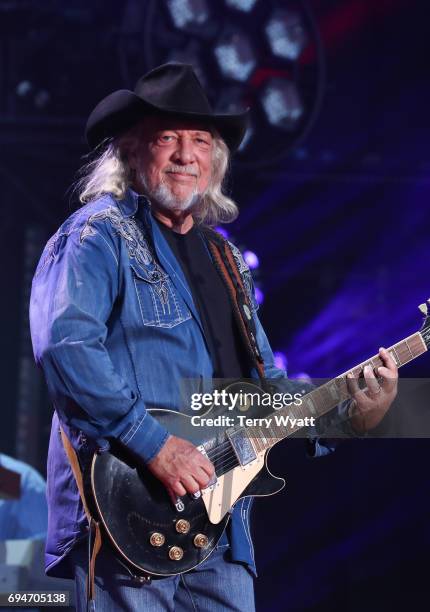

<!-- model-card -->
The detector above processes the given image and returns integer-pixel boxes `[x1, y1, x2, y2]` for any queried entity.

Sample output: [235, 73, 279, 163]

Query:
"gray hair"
[77, 122, 239, 225]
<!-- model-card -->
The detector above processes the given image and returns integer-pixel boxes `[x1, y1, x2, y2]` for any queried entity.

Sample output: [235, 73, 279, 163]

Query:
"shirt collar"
[116, 188, 151, 218]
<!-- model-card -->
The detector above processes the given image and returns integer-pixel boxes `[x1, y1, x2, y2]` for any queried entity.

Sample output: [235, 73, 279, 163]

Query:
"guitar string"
[205, 444, 235, 461]
[206, 449, 237, 465]
[204, 437, 269, 463]
[199, 338, 420, 460]
[209, 452, 238, 467]
[215, 461, 239, 476]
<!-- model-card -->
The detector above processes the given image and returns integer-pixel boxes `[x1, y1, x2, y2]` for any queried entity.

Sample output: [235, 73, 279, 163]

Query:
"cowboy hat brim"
[85, 89, 249, 153]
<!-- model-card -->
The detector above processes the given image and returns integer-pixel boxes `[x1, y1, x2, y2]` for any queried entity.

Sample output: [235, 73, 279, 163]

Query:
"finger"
[363, 365, 381, 396]
[194, 466, 212, 488]
[169, 482, 186, 503]
[198, 455, 215, 478]
[377, 366, 398, 392]
[167, 489, 179, 507]
[346, 372, 361, 397]
[378, 347, 397, 373]
[180, 474, 200, 495]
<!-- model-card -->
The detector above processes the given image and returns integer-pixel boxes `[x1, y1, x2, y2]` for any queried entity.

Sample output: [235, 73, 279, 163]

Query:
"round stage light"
[214, 30, 256, 82]
[261, 79, 303, 131]
[265, 9, 308, 61]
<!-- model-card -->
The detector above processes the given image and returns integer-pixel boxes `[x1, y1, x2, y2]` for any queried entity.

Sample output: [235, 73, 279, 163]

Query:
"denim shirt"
[30, 189, 349, 578]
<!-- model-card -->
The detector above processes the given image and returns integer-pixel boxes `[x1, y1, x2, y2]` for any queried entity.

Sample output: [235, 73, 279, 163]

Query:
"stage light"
[141, 0, 322, 166]
[274, 351, 288, 371]
[243, 250, 259, 269]
[261, 78, 303, 130]
[265, 10, 308, 61]
[214, 29, 256, 82]
[16, 80, 32, 97]
[225, 0, 258, 12]
[166, 0, 209, 30]
[254, 287, 264, 305]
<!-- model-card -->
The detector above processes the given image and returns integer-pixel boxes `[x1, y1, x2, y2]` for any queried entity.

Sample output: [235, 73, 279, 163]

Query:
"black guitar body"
[88, 398, 284, 577]
[90, 447, 227, 576]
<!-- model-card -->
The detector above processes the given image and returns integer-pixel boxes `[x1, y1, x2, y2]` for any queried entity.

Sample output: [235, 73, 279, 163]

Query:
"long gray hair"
[76, 121, 239, 225]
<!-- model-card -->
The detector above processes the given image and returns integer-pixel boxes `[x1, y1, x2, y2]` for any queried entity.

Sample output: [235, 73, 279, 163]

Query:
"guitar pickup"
[227, 430, 257, 466]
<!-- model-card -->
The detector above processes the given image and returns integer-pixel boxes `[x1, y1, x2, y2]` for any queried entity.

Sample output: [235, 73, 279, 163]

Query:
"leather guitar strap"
[203, 228, 266, 380]
[60, 426, 101, 609]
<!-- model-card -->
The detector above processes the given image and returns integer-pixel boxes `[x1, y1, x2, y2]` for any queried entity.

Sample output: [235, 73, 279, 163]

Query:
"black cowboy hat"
[85, 63, 249, 152]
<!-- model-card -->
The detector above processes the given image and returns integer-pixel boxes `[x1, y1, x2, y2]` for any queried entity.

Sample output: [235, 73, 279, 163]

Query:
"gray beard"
[140, 172, 201, 213]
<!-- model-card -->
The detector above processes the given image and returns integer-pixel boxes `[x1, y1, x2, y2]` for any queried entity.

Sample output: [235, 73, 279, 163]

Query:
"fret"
[312, 387, 328, 416]
[259, 427, 268, 451]
[404, 339, 414, 360]
[336, 376, 350, 401]
[392, 333, 426, 365]
[298, 401, 308, 418]
[326, 379, 341, 403]
[318, 384, 333, 413]
[302, 395, 317, 418]
[369, 356, 382, 371]
[409, 334, 426, 357]
[417, 332, 429, 352]
[247, 426, 260, 453]
[290, 404, 304, 420]
[389, 346, 401, 367]
[395, 342, 410, 364]
[267, 423, 277, 440]
[257, 429, 268, 451]
[250, 427, 261, 452]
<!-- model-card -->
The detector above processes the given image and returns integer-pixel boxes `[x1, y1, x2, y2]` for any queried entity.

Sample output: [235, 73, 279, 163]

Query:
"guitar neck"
[246, 331, 428, 451]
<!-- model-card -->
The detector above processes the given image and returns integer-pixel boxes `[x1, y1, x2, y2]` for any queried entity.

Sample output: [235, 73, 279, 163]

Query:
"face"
[131, 116, 214, 213]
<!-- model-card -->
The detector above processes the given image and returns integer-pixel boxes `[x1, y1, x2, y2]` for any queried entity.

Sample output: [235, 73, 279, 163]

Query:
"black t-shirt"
[156, 219, 250, 379]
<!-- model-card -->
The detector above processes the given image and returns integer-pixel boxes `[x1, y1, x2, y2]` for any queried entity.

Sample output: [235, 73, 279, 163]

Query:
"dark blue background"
[1, 1, 429, 609]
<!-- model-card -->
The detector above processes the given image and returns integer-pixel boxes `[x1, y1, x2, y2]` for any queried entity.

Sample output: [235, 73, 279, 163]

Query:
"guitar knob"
[174, 497, 185, 512]
[175, 519, 190, 534]
[193, 534, 209, 549]
[169, 546, 184, 561]
[149, 532, 165, 547]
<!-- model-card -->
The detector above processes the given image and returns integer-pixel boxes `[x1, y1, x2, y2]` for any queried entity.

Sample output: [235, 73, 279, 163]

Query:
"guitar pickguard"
[201, 451, 265, 523]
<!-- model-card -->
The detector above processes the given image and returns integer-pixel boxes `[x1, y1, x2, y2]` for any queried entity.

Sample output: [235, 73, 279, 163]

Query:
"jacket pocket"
[131, 263, 192, 328]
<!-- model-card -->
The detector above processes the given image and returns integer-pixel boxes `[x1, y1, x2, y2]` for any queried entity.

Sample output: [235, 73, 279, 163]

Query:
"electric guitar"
[86, 302, 430, 577]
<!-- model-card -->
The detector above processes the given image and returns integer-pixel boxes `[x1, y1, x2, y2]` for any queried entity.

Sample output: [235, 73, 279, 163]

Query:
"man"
[29, 63, 398, 611]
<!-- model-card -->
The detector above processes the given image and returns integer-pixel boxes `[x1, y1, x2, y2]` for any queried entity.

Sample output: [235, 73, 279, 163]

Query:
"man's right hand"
[147, 435, 215, 504]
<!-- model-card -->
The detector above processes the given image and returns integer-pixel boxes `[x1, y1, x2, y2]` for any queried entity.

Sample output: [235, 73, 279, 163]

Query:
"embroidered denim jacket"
[30, 188, 349, 578]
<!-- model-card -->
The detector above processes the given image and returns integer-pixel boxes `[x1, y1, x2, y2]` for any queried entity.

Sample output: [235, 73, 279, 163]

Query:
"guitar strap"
[202, 227, 266, 380]
[59, 427, 101, 609]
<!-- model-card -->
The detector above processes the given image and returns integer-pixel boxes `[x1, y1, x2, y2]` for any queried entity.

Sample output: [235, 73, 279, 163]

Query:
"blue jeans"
[71, 539, 255, 611]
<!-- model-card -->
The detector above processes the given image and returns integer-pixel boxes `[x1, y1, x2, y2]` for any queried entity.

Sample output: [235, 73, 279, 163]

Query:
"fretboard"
[246, 331, 427, 452]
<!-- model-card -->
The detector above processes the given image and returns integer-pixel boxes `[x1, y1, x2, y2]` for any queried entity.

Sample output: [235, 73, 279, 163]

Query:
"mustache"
[164, 165, 199, 177]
